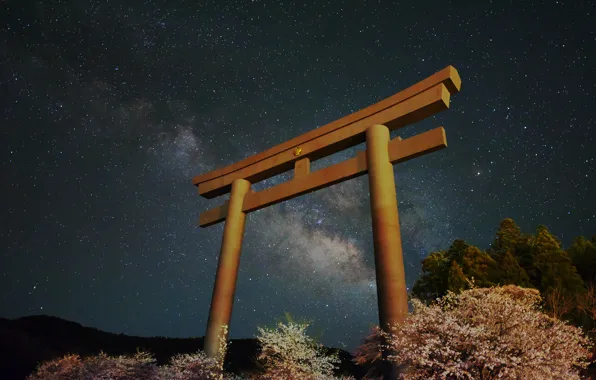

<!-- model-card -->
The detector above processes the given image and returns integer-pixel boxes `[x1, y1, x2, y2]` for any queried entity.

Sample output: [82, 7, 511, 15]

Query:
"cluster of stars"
[1, 0, 594, 353]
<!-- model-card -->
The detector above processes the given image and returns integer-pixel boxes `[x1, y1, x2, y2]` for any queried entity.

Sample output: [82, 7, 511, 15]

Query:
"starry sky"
[1, 1, 595, 353]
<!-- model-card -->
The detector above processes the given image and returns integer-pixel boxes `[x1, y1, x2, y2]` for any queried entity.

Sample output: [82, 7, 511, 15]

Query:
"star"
[1, 0, 594, 355]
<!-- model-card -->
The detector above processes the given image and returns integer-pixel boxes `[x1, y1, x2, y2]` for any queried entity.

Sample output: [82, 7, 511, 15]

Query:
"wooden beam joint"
[199, 127, 447, 227]
[294, 158, 310, 179]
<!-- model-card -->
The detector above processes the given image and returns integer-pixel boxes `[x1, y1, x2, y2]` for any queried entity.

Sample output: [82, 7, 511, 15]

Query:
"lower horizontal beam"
[199, 127, 447, 227]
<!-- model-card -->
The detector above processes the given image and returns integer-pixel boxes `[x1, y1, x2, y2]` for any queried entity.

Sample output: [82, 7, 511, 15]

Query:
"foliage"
[411, 250, 449, 303]
[492, 218, 525, 252]
[254, 317, 352, 380]
[27, 326, 236, 380]
[27, 354, 86, 380]
[532, 225, 585, 297]
[412, 239, 498, 303]
[162, 350, 227, 379]
[27, 349, 244, 380]
[28, 350, 162, 380]
[449, 240, 496, 289]
[353, 285, 593, 379]
[412, 219, 596, 330]
[351, 325, 384, 379]
[447, 260, 468, 293]
[489, 249, 531, 287]
[568, 236, 596, 286]
[259, 311, 325, 345]
[26, 318, 355, 380]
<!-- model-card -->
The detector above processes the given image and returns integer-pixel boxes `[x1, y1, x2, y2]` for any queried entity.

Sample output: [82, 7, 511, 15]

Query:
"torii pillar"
[193, 65, 462, 380]
[367, 124, 409, 378]
[203, 178, 251, 357]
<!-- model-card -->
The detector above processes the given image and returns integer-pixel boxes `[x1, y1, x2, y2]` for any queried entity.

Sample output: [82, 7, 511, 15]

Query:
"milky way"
[1, 1, 594, 352]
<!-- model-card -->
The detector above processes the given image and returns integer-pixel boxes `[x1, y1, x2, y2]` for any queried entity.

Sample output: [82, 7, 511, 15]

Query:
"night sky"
[1, 1, 595, 353]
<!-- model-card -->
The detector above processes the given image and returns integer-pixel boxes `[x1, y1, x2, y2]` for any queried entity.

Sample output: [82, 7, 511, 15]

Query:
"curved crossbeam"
[192, 66, 461, 198]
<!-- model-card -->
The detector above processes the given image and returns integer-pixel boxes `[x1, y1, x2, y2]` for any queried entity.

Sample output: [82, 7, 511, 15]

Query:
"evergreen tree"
[446, 239, 470, 263]
[412, 240, 496, 303]
[411, 251, 449, 303]
[492, 218, 524, 252]
[458, 243, 497, 288]
[490, 249, 531, 287]
[447, 261, 468, 293]
[532, 225, 585, 297]
[488, 218, 535, 287]
[567, 236, 596, 286]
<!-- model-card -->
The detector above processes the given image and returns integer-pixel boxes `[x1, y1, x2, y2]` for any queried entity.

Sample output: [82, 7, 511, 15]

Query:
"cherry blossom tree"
[254, 318, 354, 380]
[27, 319, 357, 380]
[27, 351, 163, 380]
[353, 285, 593, 379]
[27, 325, 238, 380]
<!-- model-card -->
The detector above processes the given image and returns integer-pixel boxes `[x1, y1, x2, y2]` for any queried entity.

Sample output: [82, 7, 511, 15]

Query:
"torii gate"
[192, 66, 461, 378]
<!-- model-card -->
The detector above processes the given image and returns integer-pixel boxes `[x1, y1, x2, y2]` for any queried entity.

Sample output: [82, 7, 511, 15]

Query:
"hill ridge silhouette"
[0, 314, 366, 380]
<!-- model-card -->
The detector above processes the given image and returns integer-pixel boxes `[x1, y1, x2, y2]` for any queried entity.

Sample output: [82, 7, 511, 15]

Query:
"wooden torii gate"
[192, 66, 461, 378]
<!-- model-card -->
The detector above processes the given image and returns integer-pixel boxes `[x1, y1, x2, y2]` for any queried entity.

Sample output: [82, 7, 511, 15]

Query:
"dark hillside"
[0, 315, 366, 379]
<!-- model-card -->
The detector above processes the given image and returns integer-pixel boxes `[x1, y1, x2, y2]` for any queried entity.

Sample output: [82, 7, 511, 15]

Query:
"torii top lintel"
[192, 65, 461, 199]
